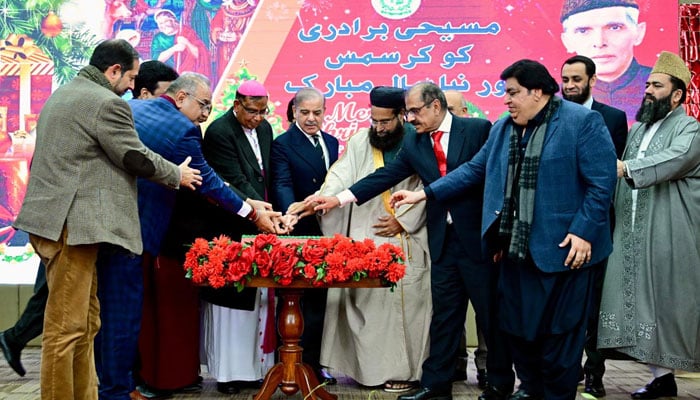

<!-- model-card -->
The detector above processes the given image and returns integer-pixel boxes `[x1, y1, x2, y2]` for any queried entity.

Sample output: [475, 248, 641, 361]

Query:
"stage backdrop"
[0, 0, 682, 265]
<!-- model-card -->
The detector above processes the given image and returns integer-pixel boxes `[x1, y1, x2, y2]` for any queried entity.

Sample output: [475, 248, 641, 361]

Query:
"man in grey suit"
[12, 39, 200, 400]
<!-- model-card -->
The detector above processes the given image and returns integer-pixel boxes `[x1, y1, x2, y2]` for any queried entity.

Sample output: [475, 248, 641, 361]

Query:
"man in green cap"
[598, 51, 700, 399]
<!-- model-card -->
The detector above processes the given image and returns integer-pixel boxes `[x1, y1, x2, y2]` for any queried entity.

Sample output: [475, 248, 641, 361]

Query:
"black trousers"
[420, 225, 502, 391]
[4, 262, 46, 348]
[583, 261, 607, 377]
[500, 258, 598, 400]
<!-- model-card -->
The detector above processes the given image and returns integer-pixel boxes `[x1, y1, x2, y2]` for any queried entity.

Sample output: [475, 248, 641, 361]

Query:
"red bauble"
[41, 12, 63, 38]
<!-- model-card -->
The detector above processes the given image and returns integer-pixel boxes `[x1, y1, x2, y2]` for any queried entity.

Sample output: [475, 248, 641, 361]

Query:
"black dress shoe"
[316, 368, 337, 385]
[479, 385, 512, 400]
[584, 373, 606, 398]
[0, 331, 25, 377]
[508, 389, 543, 400]
[397, 386, 452, 400]
[631, 374, 677, 399]
[217, 381, 240, 395]
[233, 379, 264, 389]
[477, 369, 488, 390]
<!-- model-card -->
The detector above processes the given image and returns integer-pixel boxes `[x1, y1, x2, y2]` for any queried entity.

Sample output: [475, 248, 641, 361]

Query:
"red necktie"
[432, 130, 447, 176]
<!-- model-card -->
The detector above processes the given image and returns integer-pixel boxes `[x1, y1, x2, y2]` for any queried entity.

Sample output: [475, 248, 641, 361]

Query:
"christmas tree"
[0, 0, 97, 84]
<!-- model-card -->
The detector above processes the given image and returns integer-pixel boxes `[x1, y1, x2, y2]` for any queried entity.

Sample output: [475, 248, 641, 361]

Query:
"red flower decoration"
[183, 234, 406, 290]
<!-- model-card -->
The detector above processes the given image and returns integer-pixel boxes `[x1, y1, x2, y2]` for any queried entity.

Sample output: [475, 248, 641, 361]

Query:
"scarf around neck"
[498, 96, 560, 262]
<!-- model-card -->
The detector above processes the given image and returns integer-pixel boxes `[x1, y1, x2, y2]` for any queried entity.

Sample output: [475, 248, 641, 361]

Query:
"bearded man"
[598, 51, 700, 399]
[316, 86, 431, 393]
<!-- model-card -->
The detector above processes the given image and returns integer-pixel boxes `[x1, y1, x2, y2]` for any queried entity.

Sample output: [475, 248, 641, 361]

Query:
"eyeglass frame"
[370, 114, 399, 128]
[403, 98, 436, 119]
[185, 92, 212, 113]
[240, 104, 270, 117]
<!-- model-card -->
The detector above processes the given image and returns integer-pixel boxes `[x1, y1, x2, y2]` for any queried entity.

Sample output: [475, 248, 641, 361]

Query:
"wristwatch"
[622, 162, 630, 179]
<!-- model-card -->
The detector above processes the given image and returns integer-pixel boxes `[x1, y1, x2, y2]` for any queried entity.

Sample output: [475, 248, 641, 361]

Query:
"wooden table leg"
[253, 289, 337, 400]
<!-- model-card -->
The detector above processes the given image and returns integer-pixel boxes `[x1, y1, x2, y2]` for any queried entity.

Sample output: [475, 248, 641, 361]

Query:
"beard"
[562, 82, 591, 105]
[369, 123, 405, 151]
[635, 93, 673, 124]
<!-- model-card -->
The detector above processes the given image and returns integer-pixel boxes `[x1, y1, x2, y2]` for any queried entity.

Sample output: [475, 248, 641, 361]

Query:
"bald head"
[444, 90, 468, 117]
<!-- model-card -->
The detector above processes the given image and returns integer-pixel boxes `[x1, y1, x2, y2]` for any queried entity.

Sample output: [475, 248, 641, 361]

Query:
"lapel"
[258, 123, 272, 174]
[446, 117, 466, 173]
[289, 125, 327, 173]
[542, 100, 561, 148]
[226, 110, 262, 174]
[416, 126, 442, 182]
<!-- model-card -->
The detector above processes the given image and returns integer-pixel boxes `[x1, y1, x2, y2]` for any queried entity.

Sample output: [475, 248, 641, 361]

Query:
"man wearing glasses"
[309, 82, 514, 400]
[107, 73, 282, 399]
[196, 80, 278, 394]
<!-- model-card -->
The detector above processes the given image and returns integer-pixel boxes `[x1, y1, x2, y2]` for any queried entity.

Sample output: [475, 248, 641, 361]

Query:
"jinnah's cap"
[237, 80, 268, 97]
[651, 51, 691, 86]
[560, 0, 638, 22]
[369, 86, 405, 109]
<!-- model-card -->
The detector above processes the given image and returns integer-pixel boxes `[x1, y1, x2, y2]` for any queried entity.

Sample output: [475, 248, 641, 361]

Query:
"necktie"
[432, 130, 447, 176]
[312, 135, 325, 161]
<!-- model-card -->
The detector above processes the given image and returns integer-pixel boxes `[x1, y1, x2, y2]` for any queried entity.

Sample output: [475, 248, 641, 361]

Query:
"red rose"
[255, 250, 272, 277]
[255, 233, 280, 251]
[303, 264, 317, 279]
[302, 244, 326, 264]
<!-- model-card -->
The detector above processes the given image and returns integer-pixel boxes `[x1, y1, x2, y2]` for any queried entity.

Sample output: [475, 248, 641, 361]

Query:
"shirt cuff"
[238, 202, 252, 218]
[336, 189, 357, 207]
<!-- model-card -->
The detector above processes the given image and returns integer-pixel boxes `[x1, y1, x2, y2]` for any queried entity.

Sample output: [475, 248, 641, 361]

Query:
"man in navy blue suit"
[95, 72, 282, 400]
[561, 54, 628, 398]
[390, 61, 617, 400]
[310, 82, 515, 400]
[270, 87, 339, 384]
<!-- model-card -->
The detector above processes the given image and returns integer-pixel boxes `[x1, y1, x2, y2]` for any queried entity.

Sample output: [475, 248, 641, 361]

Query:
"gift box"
[0, 34, 54, 134]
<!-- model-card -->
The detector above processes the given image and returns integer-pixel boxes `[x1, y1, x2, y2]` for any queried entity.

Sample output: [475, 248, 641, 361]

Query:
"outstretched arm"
[390, 189, 426, 208]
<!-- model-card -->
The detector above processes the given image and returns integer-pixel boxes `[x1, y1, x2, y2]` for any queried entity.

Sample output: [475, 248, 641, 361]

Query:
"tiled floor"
[0, 347, 698, 399]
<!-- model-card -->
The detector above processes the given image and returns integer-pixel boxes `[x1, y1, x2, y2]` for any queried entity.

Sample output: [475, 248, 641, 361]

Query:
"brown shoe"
[130, 390, 148, 400]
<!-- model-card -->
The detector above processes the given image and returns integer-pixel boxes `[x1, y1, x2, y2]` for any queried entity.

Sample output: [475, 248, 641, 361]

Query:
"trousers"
[31, 227, 100, 400]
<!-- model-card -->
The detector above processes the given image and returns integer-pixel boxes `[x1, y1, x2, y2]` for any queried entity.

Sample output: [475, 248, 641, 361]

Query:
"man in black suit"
[270, 87, 339, 384]
[562, 55, 628, 158]
[561, 54, 628, 398]
[310, 82, 515, 400]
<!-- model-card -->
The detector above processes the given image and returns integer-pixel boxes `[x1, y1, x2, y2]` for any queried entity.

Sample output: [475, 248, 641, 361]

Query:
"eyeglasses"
[241, 105, 270, 117]
[370, 115, 398, 128]
[404, 99, 436, 118]
[186, 92, 212, 112]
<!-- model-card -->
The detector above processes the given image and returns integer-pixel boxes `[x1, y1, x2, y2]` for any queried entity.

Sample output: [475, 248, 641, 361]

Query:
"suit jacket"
[592, 99, 628, 159]
[14, 73, 180, 255]
[350, 115, 490, 262]
[271, 124, 339, 236]
[426, 100, 617, 273]
[130, 97, 246, 256]
[203, 108, 273, 202]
